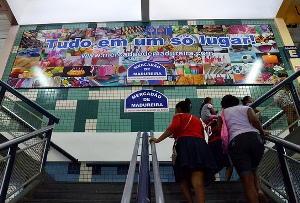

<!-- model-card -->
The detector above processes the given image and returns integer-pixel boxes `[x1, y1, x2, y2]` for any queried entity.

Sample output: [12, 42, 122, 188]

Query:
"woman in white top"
[217, 95, 269, 203]
[273, 72, 298, 133]
[199, 97, 217, 123]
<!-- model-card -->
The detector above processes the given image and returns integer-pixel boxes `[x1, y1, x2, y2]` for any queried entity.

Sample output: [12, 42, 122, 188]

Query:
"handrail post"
[150, 131, 165, 203]
[0, 145, 18, 203]
[0, 86, 6, 105]
[275, 143, 298, 203]
[137, 132, 150, 203]
[288, 83, 300, 117]
[41, 121, 55, 168]
[121, 132, 141, 203]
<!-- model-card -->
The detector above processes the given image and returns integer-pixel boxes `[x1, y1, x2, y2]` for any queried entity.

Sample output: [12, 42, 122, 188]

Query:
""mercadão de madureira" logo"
[127, 61, 167, 81]
[124, 89, 168, 112]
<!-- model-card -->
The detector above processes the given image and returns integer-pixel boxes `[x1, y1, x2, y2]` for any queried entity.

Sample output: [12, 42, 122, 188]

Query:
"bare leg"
[283, 105, 298, 133]
[191, 170, 205, 203]
[225, 166, 233, 181]
[180, 179, 193, 203]
[257, 190, 269, 203]
[253, 172, 269, 203]
[292, 108, 299, 132]
[240, 173, 259, 203]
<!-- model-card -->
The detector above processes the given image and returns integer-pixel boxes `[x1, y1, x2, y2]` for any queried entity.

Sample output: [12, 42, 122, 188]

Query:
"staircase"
[164, 181, 248, 203]
[16, 178, 276, 203]
[19, 182, 131, 203]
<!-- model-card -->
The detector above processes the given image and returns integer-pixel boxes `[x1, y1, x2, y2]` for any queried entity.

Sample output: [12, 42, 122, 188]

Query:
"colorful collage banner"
[8, 24, 286, 88]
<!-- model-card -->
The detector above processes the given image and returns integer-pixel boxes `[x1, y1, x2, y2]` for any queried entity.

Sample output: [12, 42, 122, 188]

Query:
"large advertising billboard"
[8, 24, 286, 88]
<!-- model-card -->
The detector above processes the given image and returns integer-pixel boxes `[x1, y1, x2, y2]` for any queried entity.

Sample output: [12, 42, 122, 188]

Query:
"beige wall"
[274, 18, 300, 82]
[0, 25, 18, 79]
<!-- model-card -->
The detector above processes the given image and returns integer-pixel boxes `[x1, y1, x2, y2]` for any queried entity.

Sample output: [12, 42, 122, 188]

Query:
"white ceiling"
[6, 0, 283, 25]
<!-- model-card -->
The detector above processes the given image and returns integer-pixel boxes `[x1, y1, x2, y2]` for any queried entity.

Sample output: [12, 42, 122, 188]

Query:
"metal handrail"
[248, 70, 300, 202]
[262, 134, 300, 203]
[0, 125, 55, 150]
[137, 132, 150, 203]
[0, 80, 78, 163]
[250, 69, 300, 110]
[150, 130, 165, 203]
[0, 125, 56, 203]
[0, 121, 77, 164]
[261, 110, 285, 129]
[264, 135, 300, 153]
[1, 105, 40, 132]
[261, 178, 288, 203]
[121, 131, 142, 203]
[0, 80, 59, 124]
[248, 70, 300, 135]
[48, 141, 78, 163]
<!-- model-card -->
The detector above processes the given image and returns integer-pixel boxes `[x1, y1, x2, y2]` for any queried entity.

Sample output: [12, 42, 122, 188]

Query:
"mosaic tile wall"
[2, 19, 292, 133]
[2, 19, 293, 182]
[45, 162, 240, 182]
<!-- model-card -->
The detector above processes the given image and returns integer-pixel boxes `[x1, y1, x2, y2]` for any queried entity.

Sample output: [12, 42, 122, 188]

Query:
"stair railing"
[122, 131, 164, 203]
[251, 70, 300, 108]
[245, 70, 300, 202]
[121, 131, 141, 203]
[0, 80, 59, 125]
[137, 132, 150, 203]
[0, 125, 55, 203]
[261, 110, 285, 130]
[259, 135, 300, 203]
[250, 70, 300, 123]
[0, 80, 77, 163]
[150, 130, 165, 203]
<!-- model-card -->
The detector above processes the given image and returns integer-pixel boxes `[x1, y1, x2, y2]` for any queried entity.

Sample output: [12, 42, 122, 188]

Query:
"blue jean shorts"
[228, 132, 264, 176]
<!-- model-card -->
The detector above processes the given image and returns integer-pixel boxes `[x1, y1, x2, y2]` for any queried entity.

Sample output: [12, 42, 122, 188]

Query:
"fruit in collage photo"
[8, 24, 287, 88]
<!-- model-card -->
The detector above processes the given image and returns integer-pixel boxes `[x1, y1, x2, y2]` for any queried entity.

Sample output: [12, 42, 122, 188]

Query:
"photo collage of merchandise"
[8, 24, 286, 88]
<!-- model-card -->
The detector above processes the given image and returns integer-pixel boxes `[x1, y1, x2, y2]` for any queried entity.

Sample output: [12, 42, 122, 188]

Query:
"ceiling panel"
[5, 0, 284, 25]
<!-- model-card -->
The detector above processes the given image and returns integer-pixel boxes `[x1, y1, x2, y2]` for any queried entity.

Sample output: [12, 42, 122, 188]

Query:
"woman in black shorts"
[217, 95, 270, 203]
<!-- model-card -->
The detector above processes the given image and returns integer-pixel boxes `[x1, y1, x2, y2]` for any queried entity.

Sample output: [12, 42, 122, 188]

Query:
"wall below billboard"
[48, 132, 173, 162]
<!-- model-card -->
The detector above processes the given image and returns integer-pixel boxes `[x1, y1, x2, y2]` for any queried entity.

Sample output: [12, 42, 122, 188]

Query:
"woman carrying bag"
[216, 95, 269, 203]
[149, 98, 217, 203]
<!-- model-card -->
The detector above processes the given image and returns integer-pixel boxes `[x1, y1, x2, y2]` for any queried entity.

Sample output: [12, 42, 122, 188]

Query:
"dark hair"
[278, 72, 288, 78]
[221, 95, 239, 109]
[241, 96, 251, 106]
[176, 98, 192, 113]
[199, 97, 212, 115]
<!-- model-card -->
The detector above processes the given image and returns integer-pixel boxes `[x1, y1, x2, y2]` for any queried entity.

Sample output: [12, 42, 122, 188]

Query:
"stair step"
[21, 199, 131, 203]
[162, 191, 246, 201]
[21, 199, 248, 203]
[31, 192, 130, 200]
[163, 181, 244, 191]
[18, 181, 263, 203]
[38, 182, 129, 191]
[30, 190, 245, 200]
[29, 183, 245, 202]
